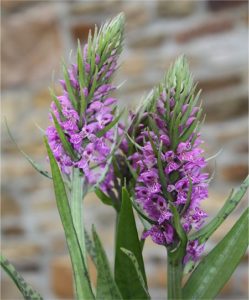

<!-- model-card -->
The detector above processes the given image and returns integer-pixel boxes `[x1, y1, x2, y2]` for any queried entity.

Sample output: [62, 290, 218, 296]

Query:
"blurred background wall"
[1, 0, 248, 299]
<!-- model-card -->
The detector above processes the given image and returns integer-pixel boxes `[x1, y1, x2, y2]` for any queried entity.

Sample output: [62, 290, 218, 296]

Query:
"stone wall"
[1, 1, 248, 299]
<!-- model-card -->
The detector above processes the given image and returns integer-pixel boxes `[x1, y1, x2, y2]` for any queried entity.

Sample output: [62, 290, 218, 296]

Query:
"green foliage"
[96, 110, 124, 138]
[120, 248, 150, 297]
[0, 254, 43, 300]
[51, 112, 78, 160]
[85, 229, 97, 265]
[183, 208, 249, 299]
[83, 13, 124, 104]
[97, 13, 124, 68]
[92, 227, 122, 300]
[115, 187, 149, 299]
[49, 88, 65, 120]
[95, 187, 113, 207]
[62, 63, 78, 109]
[3, 12, 249, 300]
[4, 119, 52, 179]
[190, 176, 249, 244]
[168, 203, 187, 263]
[71, 168, 86, 261]
[44, 138, 94, 300]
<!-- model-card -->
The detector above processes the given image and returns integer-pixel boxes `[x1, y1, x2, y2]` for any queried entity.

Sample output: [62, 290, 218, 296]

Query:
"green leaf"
[180, 178, 192, 216]
[148, 115, 160, 137]
[91, 124, 121, 195]
[190, 176, 249, 244]
[131, 197, 157, 225]
[77, 39, 86, 88]
[180, 88, 201, 126]
[87, 68, 98, 101]
[170, 204, 187, 245]
[71, 168, 86, 261]
[126, 132, 144, 151]
[183, 208, 249, 300]
[168, 203, 187, 263]
[96, 110, 124, 138]
[4, 118, 52, 179]
[49, 88, 65, 121]
[1, 254, 43, 300]
[85, 229, 97, 265]
[92, 227, 122, 300]
[126, 160, 139, 181]
[180, 108, 202, 143]
[44, 138, 94, 300]
[77, 40, 87, 126]
[171, 112, 182, 151]
[115, 187, 149, 299]
[95, 187, 113, 206]
[51, 112, 78, 160]
[157, 142, 173, 202]
[120, 248, 150, 297]
[63, 64, 78, 109]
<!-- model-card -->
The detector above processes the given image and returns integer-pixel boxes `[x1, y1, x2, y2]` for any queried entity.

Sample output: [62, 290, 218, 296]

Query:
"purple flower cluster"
[46, 35, 122, 190]
[129, 90, 209, 262]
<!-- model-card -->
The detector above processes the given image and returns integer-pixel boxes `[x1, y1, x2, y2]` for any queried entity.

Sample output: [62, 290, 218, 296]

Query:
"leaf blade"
[4, 118, 52, 179]
[183, 208, 249, 299]
[51, 112, 78, 160]
[92, 227, 122, 300]
[190, 176, 249, 244]
[120, 248, 150, 297]
[95, 110, 123, 138]
[63, 64, 78, 109]
[85, 229, 97, 265]
[0, 254, 43, 300]
[95, 187, 113, 206]
[44, 138, 94, 300]
[115, 187, 149, 299]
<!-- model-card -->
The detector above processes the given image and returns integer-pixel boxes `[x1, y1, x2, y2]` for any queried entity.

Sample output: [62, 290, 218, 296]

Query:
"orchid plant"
[1, 13, 248, 300]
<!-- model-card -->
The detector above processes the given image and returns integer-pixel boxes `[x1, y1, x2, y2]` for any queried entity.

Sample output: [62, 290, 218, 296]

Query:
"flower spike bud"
[46, 14, 125, 191]
[127, 56, 209, 263]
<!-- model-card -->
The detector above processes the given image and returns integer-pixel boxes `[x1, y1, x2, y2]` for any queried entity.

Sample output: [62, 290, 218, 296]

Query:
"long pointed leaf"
[92, 227, 122, 300]
[85, 229, 97, 265]
[157, 142, 173, 202]
[63, 64, 78, 109]
[44, 138, 94, 300]
[120, 248, 150, 298]
[77, 39, 86, 88]
[51, 112, 78, 160]
[96, 110, 123, 138]
[49, 88, 65, 121]
[4, 119, 52, 179]
[95, 187, 113, 206]
[183, 208, 249, 299]
[0, 254, 43, 300]
[190, 176, 249, 244]
[71, 168, 86, 262]
[115, 187, 149, 299]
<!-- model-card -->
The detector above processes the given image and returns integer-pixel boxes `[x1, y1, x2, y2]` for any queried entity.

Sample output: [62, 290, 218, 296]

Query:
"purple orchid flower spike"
[127, 56, 209, 263]
[46, 14, 124, 191]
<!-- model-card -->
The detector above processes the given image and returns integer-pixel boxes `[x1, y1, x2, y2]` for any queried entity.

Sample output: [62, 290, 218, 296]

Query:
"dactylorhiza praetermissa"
[125, 57, 208, 263]
[1, 13, 248, 300]
[46, 14, 124, 192]
[46, 24, 208, 264]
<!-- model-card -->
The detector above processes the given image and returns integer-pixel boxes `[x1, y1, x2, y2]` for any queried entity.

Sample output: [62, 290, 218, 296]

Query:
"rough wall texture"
[1, 1, 248, 299]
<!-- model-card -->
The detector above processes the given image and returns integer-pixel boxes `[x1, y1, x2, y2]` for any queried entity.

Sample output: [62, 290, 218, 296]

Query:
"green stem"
[71, 168, 86, 262]
[167, 258, 183, 300]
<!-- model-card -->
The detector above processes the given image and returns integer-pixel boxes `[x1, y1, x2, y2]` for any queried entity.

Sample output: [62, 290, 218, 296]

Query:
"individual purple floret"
[183, 240, 205, 264]
[128, 57, 209, 262]
[46, 14, 124, 190]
